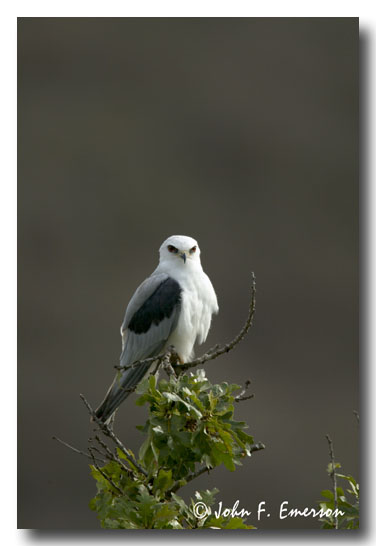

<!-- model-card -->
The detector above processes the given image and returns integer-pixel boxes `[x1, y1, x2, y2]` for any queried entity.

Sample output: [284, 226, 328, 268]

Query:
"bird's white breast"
[164, 265, 218, 362]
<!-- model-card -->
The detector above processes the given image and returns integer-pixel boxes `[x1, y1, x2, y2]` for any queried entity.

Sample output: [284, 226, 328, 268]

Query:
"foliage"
[318, 462, 359, 529]
[89, 369, 261, 529]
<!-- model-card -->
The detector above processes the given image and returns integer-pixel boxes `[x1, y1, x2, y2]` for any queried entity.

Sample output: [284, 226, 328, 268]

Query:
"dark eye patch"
[168, 245, 178, 253]
[189, 246, 197, 254]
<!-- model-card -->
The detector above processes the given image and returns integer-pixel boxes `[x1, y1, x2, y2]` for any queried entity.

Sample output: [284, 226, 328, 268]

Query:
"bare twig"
[149, 346, 175, 377]
[93, 435, 117, 459]
[88, 446, 124, 496]
[169, 465, 210, 495]
[150, 358, 163, 376]
[235, 393, 254, 403]
[249, 442, 266, 453]
[119, 384, 138, 394]
[93, 435, 133, 477]
[114, 352, 167, 372]
[235, 379, 254, 403]
[206, 344, 221, 355]
[52, 435, 107, 465]
[87, 441, 108, 461]
[325, 434, 338, 529]
[80, 393, 147, 477]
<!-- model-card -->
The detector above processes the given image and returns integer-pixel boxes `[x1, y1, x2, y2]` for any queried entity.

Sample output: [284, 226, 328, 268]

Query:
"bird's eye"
[190, 246, 197, 254]
[168, 245, 178, 253]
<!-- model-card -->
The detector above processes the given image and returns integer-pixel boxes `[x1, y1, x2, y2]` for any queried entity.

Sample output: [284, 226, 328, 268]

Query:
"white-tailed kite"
[95, 235, 219, 424]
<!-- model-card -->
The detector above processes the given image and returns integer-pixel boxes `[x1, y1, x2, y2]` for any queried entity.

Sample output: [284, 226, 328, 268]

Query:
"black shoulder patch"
[128, 277, 182, 334]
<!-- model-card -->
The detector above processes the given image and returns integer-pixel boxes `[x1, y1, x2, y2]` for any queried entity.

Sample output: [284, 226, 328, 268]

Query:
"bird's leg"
[162, 346, 180, 378]
[168, 345, 183, 366]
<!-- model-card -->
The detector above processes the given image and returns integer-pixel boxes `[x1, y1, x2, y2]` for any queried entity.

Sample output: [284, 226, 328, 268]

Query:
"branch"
[114, 351, 167, 372]
[249, 441, 266, 453]
[88, 446, 124, 496]
[93, 435, 133, 478]
[88, 442, 108, 461]
[325, 434, 338, 529]
[80, 393, 147, 478]
[169, 466, 210, 495]
[235, 379, 254, 403]
[176, 273, 256, 373]
[52, 435, 107, 465]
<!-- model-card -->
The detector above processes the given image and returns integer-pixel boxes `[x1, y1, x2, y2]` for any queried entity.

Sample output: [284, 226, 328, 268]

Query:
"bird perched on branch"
[95, 234, 219, 424]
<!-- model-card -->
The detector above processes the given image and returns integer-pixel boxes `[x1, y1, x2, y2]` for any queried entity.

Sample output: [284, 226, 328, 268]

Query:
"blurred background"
[18, 18, 358, 529]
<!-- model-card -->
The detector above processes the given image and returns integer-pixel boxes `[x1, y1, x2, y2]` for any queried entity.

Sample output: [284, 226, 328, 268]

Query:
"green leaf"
[89, 368, 264, 528]
[194, 488, 219, 508]
[211, 444, 236, 471]
[320, 489, 334, 501]
[153, 468, 174, 496]
[148, 374, 157, 391]
[139, 433, 151, 462]
[327, 462, 341, 474]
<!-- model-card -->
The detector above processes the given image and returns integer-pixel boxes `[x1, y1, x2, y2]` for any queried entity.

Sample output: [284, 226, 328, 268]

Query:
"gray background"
[18, 18, 358, 529]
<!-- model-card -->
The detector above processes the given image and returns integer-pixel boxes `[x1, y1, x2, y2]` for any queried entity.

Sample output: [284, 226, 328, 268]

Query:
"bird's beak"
[180, 252, 187, 264]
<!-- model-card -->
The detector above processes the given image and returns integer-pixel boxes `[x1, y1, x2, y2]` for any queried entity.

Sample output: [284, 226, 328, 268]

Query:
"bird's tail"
[94, 362, 152, 424]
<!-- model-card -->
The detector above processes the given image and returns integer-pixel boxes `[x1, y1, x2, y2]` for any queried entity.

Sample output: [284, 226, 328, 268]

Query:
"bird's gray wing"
[95, 273, 182, 423]
[120, 272, 169, 351]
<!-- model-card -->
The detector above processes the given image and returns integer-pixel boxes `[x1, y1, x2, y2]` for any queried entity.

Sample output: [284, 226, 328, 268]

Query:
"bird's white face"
[159, 235, 201, 266]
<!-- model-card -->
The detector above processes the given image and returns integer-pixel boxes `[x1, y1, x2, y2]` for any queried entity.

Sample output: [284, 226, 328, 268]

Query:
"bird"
[94, 234, 219, 424]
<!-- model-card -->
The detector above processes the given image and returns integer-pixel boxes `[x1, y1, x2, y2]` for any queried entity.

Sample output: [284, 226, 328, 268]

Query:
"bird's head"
[159, 235, 201, 267]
